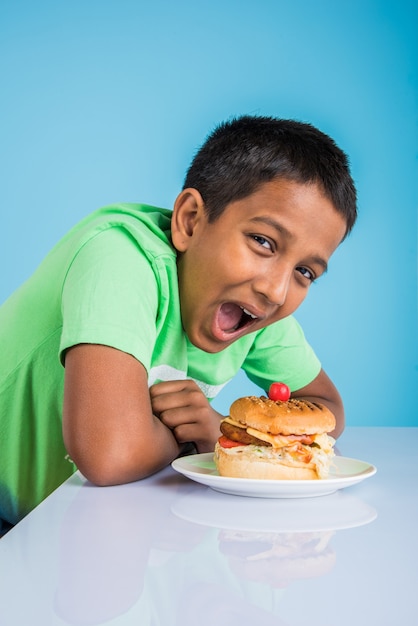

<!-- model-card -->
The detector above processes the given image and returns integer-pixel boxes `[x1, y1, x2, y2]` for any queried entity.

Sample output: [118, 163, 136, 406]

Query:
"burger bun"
[214, 443, 319, 481]
[230, 396, 336, 436]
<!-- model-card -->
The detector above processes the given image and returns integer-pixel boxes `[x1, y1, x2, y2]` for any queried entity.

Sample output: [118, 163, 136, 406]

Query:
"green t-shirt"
[0, 204, 320, 524]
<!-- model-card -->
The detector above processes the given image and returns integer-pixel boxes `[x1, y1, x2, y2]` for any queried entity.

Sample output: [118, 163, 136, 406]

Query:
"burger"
[214, 395, 336, 480]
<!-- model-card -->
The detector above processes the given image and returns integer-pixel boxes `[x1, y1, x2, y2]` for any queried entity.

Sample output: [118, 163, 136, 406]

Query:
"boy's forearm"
[67, 413, 183, 487]
[290, 368, 345, 438]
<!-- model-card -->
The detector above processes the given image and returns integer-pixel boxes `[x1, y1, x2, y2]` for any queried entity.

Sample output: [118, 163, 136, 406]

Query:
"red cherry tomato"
[268, 382, 290, 402]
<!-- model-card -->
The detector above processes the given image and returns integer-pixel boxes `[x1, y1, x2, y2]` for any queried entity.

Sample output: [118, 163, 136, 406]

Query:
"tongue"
[218, 303, 243, 332]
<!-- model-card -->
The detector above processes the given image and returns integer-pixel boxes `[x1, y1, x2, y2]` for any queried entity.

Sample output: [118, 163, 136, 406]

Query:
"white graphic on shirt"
[148, 364, 228, 399]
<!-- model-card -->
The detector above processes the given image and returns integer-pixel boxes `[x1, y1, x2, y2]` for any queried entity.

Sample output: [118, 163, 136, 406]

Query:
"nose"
[253, 268, 292, 307]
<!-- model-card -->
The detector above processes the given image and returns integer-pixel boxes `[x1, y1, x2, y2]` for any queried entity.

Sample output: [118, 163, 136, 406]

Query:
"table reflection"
[53, 474, 377, 625]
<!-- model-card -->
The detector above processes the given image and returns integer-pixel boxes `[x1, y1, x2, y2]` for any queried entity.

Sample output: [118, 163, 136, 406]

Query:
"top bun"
[229, 396, 335, 436]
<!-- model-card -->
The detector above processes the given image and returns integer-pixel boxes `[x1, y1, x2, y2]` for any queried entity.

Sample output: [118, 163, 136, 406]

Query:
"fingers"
[149, 379, 204, 423]
[148, 379, 222, 450]
[149, 378, 198, 398]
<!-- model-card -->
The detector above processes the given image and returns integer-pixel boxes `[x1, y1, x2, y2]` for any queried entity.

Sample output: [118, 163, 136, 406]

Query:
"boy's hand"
[149, 380, 223, 453]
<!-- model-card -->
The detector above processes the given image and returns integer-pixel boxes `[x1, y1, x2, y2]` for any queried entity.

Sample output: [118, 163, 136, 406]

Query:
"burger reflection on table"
[172, 487, 377, 590]
[218, 528, 336, 588]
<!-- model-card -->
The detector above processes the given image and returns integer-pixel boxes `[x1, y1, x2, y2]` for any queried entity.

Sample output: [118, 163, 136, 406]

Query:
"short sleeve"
[60, 227, 159, 372]
[242, 316, 321, 392]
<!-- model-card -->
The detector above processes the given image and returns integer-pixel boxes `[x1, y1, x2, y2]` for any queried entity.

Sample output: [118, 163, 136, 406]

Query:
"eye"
[251, 235, 273, 252]
[296, 266, 316, 282]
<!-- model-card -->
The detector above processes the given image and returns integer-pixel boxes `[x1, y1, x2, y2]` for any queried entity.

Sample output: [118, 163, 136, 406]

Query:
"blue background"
[1, 0, 417, 426]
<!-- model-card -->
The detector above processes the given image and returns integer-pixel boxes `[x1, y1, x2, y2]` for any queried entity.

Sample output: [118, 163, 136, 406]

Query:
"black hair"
[183, 115, 357, 237]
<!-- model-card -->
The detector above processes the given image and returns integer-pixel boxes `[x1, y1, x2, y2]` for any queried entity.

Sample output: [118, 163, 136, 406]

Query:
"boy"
[0, 116, 357, 526]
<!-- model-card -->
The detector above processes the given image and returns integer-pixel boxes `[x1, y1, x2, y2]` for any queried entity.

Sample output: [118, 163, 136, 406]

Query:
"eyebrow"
[249, 216, 329, 273]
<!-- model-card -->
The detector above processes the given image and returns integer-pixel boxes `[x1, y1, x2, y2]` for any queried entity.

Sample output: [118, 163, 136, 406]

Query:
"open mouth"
[216, 303, 259, 335]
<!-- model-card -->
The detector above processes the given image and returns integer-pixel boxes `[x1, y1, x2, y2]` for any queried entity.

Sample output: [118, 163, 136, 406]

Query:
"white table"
[0, 427, 416, 626]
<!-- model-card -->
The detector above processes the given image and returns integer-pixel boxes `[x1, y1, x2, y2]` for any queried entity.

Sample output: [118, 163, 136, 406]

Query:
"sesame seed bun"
[229, 396, 336, 436]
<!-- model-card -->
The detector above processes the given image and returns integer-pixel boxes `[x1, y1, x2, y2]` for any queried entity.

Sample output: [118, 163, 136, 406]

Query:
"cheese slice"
[222, 417, 333, 455]
[246, 428, 296, 449]
[223, 416, 246, 428]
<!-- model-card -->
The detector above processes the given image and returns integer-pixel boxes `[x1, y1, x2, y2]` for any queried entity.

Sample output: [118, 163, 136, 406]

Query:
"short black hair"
[183, 115, 357, 237]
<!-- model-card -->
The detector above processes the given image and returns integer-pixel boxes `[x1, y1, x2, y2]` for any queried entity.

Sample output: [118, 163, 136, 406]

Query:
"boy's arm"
[290, 368, 345, 438]
[62, 343, 183, 486]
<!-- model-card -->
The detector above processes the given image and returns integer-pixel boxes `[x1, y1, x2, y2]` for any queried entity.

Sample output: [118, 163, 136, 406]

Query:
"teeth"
[241, 307, 257, 319]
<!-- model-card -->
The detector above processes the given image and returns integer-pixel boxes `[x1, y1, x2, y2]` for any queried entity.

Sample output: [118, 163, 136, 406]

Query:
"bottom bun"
[214, 443, 319, 480]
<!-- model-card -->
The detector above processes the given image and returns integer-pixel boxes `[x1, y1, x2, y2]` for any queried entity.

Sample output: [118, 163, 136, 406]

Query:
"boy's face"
[173, 179, 347, 354]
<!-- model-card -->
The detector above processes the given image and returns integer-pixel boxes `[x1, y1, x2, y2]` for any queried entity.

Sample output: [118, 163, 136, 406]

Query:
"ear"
[171, 188, 206, 252]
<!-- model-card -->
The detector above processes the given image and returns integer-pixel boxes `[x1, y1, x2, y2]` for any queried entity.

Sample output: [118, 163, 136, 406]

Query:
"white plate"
[171, 453, 376, 498]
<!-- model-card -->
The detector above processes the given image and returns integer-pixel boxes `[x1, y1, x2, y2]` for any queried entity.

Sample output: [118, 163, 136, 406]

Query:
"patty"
[220, 421, 271, 447]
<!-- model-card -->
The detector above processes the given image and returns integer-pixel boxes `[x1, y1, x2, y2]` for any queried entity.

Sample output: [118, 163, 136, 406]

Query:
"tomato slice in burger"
[218, 435, 245, 448]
